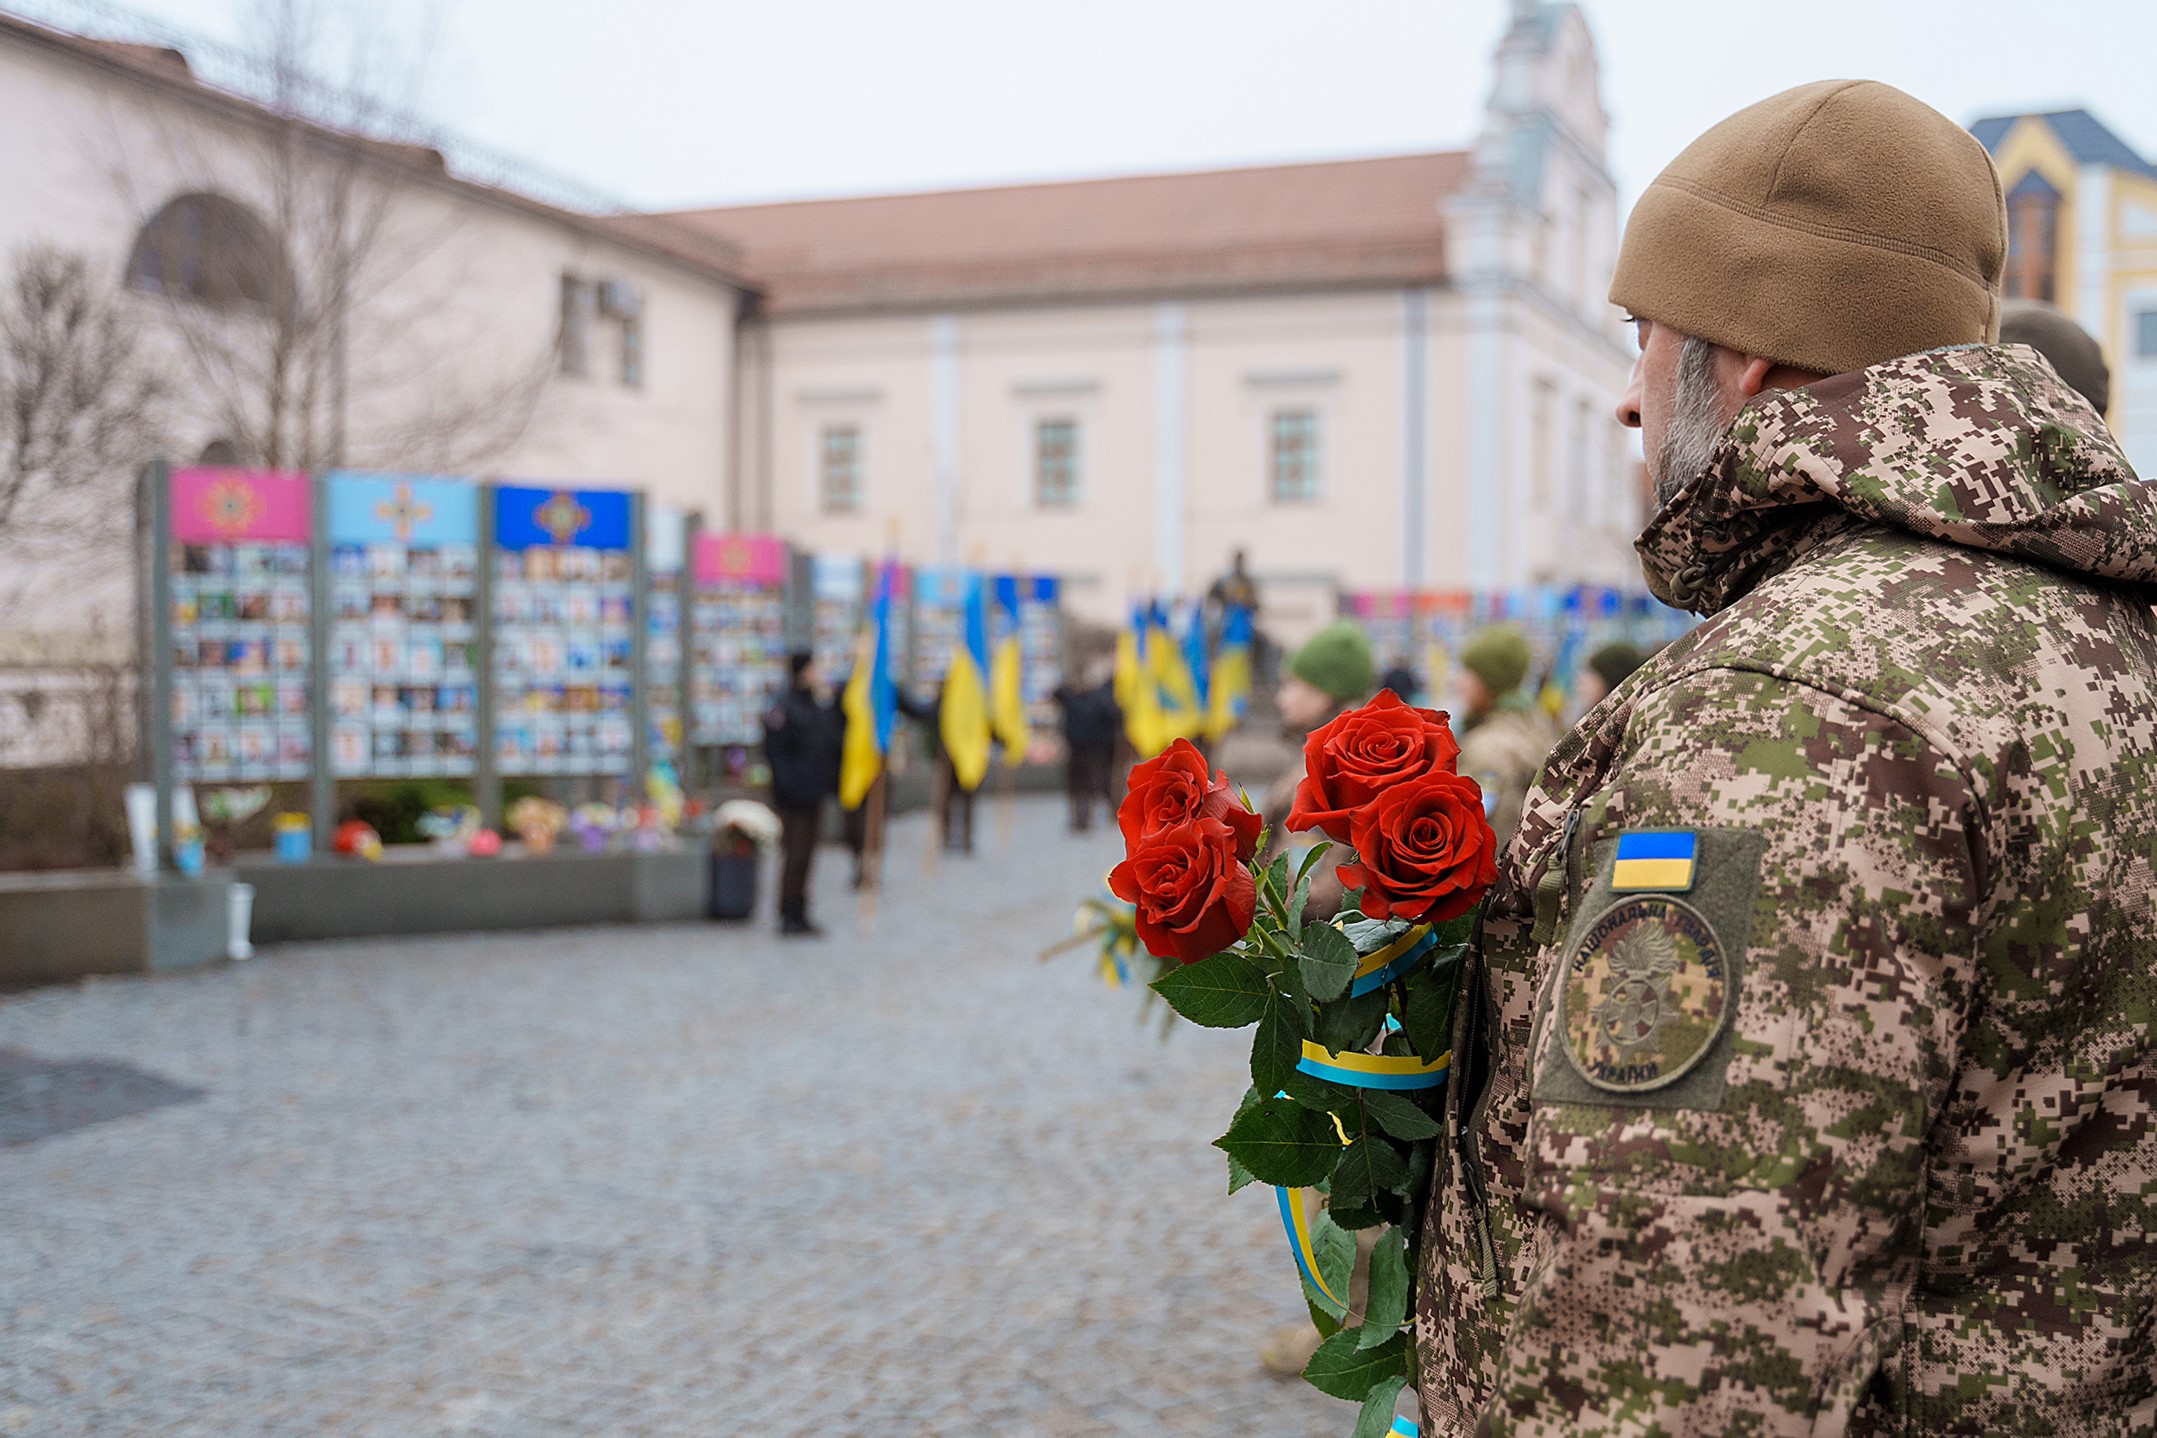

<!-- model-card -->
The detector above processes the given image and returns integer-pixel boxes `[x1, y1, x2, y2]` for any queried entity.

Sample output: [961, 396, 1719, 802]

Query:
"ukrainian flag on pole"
[940, 571, 993, 791]
[1206, 604, 1253, 742]
[839, 560, 899, 811]
[989, 576, 1029, 767]
[1116, 603, 1167, 757]
[1150, 602, 1204, 743]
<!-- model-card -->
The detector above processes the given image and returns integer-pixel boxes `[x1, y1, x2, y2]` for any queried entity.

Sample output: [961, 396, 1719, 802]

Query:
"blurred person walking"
[1417, 81, 2157, 1435]
[1052, 658, 1122, 834]
[1451, 625, 1559, 852]
[762, 651, 834, 936]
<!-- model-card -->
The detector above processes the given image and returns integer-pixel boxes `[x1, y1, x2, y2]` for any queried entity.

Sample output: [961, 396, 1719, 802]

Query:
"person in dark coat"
[1051, 658, 1121, 833]
[762, 651, 831, 936]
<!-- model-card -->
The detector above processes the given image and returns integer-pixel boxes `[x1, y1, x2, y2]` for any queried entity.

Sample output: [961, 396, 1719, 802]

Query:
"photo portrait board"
[491, 485, 636, 777]
[167, 467, 313, 782]
[324, 473, 481, 778]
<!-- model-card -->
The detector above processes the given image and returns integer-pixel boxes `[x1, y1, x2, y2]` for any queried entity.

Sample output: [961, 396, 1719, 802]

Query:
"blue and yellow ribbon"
[1297, 1039, 1451, 1091]
[1349, 923, 1437, 996]
[1391, 1420, 1420, 1437]
[1274, 1185, 1348, 1319]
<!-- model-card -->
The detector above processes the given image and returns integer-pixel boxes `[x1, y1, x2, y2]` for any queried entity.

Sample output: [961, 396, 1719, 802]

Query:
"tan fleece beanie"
[1611, 80, 2007, 376]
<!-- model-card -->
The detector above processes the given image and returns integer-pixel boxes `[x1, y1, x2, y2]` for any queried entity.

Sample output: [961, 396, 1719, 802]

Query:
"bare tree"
[0, 245, 165, 563]
[108, 0, 555, 474]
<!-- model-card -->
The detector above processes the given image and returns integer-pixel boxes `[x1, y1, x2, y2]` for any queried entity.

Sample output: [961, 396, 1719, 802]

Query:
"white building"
[0, 9, 753, 666]
[665, 0, 1636, 635]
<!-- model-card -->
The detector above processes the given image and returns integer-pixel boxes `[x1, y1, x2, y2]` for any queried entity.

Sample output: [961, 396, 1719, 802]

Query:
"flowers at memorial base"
[713, 799, 780, 857]
[1084, 690, 1497, 1431]
[508, 797, 566, 854]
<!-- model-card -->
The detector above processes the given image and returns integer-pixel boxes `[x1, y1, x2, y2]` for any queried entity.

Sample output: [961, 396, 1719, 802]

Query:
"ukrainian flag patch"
[1609, 830, 1698, 892]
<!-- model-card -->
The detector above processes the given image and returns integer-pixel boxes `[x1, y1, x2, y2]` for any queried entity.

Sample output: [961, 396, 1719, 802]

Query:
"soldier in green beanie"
[1453, 625, 1558, 852]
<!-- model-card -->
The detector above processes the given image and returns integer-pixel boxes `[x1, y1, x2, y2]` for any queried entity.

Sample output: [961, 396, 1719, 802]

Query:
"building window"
[599, 280, 644, 388]
[2004, 174, 2061, 303]
[2136, 310, 2157, 360]
[1034, 418, 1079, 507]
[1269, 410, 1320, 503]
[820, 425, 864, 512]
[125, 192, 287, 312]
[559, 274, 593, 378]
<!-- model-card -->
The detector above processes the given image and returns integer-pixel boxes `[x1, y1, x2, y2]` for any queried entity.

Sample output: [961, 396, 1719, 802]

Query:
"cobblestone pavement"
[0, 798, 1359, 1437]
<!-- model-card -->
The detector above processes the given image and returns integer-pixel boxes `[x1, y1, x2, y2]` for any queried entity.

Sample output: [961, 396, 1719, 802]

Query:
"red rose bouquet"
[1104, 697, 1497, 1430]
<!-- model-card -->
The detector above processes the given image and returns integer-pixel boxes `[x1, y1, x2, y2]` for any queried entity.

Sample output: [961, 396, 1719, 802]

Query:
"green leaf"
[1314, 988, 1393, 1053]
[1431, 910, 1477, 947]
[1289, 841, 1332, 937]
[1262, 851, 1292, 916]
[1326, 1204, 1387, 1231]
[1341, 914, 1409, 952]
[1302, 1327, 1407, 1403]
[1351, 1375, 1409, 1438]
[1251, 988, 1305, 1094]
[1225, 1087, 1263, 1194]
[1305, 1292, 1341, 1339]
[1214, 1095, 1341, 1187]
[1296, 922, 1359, 1003]
[1401, 961, 1462, 1060]
[1149, 950, 1270, 1028]
[1310, 1208, 1356, 1312]
[1362, 1089, 1441, 1142]
[1330, 1134, 1409, 1212]
[1281, 1067, 1358, 1115]
[1357, 1226, 1410, 1349]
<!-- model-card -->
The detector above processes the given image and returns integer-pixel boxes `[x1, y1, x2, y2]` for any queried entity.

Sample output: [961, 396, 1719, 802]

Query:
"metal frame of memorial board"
[644, 505, 689, 771]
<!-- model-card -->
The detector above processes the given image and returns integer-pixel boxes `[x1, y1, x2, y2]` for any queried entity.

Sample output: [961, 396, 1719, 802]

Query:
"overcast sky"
[53, 0, 2157, 213]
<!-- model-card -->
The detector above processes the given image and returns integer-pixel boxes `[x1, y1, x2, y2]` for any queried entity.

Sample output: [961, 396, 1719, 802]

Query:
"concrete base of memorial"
[0, 871, 234, 986]
[239, 847, 708, 945]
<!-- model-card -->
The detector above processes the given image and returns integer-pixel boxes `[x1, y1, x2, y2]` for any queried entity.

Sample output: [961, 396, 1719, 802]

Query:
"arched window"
[2003, 171, 2061, 304]
[125, 193, 287, 312]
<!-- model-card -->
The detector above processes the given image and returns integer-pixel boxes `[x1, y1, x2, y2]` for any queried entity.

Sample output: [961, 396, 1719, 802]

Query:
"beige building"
[666, 0, 1637, 635]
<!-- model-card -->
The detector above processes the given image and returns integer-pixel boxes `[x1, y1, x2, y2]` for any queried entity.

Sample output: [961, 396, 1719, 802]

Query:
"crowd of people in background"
[759, 577, 1660, 943]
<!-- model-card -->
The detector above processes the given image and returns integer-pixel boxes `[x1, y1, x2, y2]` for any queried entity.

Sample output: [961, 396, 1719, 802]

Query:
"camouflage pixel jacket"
[1414, 345, 2157, 1435]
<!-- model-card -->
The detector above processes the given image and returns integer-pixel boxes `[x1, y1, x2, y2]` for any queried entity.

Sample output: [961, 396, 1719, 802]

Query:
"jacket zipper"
[1457, 810, 1583, 1304]
[1456, 911, 1502, 1302]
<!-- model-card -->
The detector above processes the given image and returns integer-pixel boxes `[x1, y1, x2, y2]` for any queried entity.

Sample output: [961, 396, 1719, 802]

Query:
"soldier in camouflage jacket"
[1415, 76, 2157, 1438]
[1413, 339, 2157, 1433]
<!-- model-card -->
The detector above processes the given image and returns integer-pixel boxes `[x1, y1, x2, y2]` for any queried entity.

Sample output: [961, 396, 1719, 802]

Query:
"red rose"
[1117, 737, 1260, 863]
[1108, 815, 1258, 963]
[1337, 770, 1498, 924]
[1287, 689, 1462, 838]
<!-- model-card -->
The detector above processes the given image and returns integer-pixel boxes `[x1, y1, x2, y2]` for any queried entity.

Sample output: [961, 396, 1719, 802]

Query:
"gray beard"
[1652, 336, 1732, 511]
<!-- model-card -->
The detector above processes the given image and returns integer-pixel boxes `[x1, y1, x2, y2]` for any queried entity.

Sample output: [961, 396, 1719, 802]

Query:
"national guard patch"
[1559, 894, 1731, 1093]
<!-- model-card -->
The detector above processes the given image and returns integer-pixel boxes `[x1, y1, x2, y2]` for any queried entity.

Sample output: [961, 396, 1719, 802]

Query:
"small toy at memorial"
[507, 796, 566, 854]
[570, 802, 617, 854]
[199, 785, 272, 862]
[466, 828, 503, 858]
[1101, 702, 1494, 1434]
[332, 818, 383, 861]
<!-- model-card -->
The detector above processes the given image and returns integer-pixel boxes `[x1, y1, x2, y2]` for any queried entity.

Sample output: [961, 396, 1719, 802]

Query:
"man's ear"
[1735, 355, 1777, 398]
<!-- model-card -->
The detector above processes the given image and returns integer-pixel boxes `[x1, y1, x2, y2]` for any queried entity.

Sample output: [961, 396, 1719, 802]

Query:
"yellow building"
[1974, 108, 2157, 470]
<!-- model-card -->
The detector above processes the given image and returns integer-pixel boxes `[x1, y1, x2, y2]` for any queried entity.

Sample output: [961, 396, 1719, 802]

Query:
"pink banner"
[693, 532, 788, 585]
[172, 468, 311, 544]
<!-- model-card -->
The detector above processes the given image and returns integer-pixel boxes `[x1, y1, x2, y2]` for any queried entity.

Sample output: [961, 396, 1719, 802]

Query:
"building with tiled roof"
[1975, 107, 2157, 472]
[663, 0, 1637, 628]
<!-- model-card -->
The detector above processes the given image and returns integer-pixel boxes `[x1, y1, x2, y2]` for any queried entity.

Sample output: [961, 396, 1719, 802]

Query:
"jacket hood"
[1637, 343, 2157, 614]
